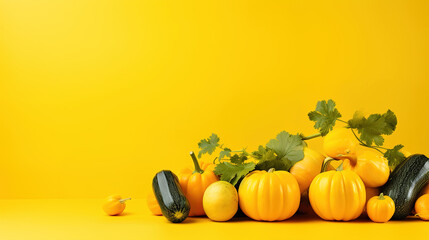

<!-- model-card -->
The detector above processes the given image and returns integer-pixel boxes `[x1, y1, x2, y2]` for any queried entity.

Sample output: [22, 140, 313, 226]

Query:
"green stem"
[301, 132, 322, 140]
[190, 151, 204, 174]
[337, 119, 348, 124]
[350, 128, 384, 154]
[119, 198, 131, 204]
[321, 157, 336, 172]
[378, 193, 385, 200]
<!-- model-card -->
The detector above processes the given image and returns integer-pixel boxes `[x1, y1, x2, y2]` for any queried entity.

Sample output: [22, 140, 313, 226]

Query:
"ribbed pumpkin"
[309, 169, 366, 221]
[366, 193, 395, 223]
[178, 152, 218, 216]
[290, 148, 325, 193]
[238, 168, 300, 221]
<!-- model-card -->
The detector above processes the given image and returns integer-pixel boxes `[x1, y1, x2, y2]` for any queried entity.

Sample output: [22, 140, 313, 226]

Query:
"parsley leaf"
[218, 148, 231, 160]
[214, 162, 256, 186]
[198, 133, 220, 158]
[384, 144, 406, 169]
[266, 131, 305, 162]
[308, 99, 342, 136]
[348, 110, 397, 146]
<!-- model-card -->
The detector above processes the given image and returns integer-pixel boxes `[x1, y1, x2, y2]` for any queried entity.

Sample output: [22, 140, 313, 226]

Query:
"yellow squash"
[323, 128, 358, 162]
[290, 148, 325, 193]
[366, 193, 395, 223]
[309, 169, 366, 221]
[343, 150, 390, 188]
[238, 168, 300, 221]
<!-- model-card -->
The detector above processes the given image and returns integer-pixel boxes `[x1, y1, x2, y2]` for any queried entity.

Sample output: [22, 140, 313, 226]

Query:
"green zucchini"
[152, 170, 190, 223]
[382, 154, 429, 219]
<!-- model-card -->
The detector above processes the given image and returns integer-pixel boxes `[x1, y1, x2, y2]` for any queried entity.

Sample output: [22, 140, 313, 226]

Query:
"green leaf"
[218, 148, 231, 160]
[266, 131, 305, 162]
[214, 162, 256, 186]
[348, 110, 397, 146]
[230, 152, 248, 165]
[308, 99, 342, 136]
[198, 133, 220, 158]
[384, 144, 406, 169]
[255, 158, 292, 171]
[252, 145, 277, 162]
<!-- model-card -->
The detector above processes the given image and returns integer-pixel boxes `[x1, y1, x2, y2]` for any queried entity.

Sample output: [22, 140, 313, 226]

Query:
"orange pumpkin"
[178, 152, 218, 216]
[146, 191, 162, 216]
[290, 148, 325, 193]
[415, 194, 429, 220]
[238, 168, 300, 221]
[366, 193, 395, 223]
[309, 169, 366, 221]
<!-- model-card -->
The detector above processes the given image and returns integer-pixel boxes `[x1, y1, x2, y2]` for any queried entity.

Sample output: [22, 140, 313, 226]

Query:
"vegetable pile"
[145, 99, 429, 223]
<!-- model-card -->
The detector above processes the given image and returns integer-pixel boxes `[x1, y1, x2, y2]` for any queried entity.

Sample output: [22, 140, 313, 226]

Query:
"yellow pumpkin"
[238, 168, 300, 221]
[290, 148, 325, 193]
[366, 193, 395, 223]
[323, 128, 358, 162]
[343, 150, 390, 188]
[309, 169, 366, 221]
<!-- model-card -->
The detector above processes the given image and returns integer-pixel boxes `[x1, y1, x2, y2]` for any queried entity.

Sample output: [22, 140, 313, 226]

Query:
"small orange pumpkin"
[415, 194, 429, 220]
[146, 191, 162, 216]
[238, 168, 300, 221]
[366, 193, 395, 223]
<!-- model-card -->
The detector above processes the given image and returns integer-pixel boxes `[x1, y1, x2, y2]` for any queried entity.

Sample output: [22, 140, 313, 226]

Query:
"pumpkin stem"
[321, 157, 336, 172]
[119, 198, 131, 204]
[268, 168, 275, 173]
[336, 162, 344, 171]
[190, 151, 204, 174]
[378, 193, 385, 200]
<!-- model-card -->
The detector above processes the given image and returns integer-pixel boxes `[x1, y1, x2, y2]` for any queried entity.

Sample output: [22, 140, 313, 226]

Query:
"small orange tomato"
[415, 194, 429, 220]
[102, 195, 131, 216]
[366, 193, 395, 223]
[146, 191, 162, 216]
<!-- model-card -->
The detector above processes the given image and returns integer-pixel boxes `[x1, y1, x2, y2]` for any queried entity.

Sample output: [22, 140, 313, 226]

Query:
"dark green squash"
[382, 154, 429, 219]
[152, 170, 190, 223]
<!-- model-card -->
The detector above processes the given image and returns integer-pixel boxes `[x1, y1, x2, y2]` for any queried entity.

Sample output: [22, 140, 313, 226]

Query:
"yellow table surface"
[0, 199, 427, 240]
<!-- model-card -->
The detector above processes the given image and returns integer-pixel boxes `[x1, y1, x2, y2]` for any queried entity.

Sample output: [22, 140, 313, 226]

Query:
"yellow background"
[1, 0, 429, 200]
